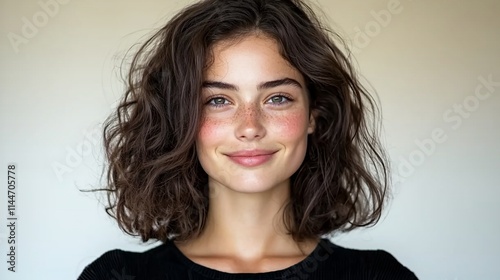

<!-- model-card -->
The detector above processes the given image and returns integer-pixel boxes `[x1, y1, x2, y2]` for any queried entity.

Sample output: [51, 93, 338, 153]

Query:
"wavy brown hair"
[100, 0, 389, 243]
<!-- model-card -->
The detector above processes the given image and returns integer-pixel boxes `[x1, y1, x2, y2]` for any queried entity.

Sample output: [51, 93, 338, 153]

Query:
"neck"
[184, 179, 315, 261]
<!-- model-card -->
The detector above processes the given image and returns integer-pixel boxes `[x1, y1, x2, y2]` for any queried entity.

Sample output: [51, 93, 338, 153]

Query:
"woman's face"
[196, 34, 315, 194]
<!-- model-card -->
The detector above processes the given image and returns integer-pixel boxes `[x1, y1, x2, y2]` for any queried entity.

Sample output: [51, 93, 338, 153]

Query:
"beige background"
[1, 0, 499, 279]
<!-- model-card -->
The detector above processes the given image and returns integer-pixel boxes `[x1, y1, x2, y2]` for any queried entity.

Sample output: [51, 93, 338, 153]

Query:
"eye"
[206, 96, 230, 108]
[266, 94, 293, 105]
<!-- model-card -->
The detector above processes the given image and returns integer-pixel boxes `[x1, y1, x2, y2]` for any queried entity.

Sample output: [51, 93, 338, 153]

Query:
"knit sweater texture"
[78, 238, 418, 279]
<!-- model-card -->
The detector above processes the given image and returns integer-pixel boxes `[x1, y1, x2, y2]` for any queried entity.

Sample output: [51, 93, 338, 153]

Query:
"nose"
[235, 105, 266, 141]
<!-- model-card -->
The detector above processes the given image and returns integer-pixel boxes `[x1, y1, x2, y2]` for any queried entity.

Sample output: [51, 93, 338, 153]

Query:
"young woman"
[78, 0, 418, 279]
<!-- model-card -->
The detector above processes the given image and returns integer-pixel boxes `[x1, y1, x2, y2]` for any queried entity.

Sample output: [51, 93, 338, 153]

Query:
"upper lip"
[225, 149, 278, 157]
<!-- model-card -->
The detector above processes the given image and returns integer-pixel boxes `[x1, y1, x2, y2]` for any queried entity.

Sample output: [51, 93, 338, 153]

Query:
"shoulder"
[77, 241, 188, 280]
[319, 239, 419, 279]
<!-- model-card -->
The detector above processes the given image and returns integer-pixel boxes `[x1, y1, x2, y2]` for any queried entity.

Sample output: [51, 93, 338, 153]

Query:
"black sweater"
[78, 238, 418, 279]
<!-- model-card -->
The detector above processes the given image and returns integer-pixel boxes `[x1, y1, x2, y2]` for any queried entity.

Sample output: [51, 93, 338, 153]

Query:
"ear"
[307, 109, 317, 134]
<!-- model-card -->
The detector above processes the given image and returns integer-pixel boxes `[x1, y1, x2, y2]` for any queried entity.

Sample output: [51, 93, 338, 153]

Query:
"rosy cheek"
[198, 117, 226, 141]
[198, 119, 216, 140]
[273, 112, 308, 138]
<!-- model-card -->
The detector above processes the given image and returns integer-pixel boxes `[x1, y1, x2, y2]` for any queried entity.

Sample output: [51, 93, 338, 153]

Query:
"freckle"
[236, 107, 258, 122]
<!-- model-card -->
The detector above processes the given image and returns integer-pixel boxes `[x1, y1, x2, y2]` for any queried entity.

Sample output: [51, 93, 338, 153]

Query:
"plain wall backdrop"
[1, 0, 499, 279]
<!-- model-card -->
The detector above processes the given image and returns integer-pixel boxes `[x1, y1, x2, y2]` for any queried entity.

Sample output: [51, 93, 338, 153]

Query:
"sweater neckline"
[167, 238, 332, 280]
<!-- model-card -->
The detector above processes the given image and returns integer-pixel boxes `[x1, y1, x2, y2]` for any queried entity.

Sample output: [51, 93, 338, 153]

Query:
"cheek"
[272, 112, 309, 139]
[197, 117, 228, 145]
[198, 118, 215, 140]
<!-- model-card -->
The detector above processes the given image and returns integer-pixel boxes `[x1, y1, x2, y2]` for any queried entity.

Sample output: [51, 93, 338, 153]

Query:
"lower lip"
[227, 153, 275, 167]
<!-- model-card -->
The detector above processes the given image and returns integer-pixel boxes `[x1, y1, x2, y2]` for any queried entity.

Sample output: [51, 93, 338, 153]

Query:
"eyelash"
[205, 94, 294, 108]
[205, 96, 229, 108]
[267, 94, 294, 105]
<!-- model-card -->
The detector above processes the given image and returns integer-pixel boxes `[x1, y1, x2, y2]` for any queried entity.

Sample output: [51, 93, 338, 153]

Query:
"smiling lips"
[225, 149, 278, 167]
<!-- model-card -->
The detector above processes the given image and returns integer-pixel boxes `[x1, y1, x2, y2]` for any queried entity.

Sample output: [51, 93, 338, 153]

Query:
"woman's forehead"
[204, 34, 303, 83]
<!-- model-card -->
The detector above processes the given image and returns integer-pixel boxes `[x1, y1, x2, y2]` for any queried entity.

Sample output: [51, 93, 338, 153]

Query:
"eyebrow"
[202, 78, 303, 91]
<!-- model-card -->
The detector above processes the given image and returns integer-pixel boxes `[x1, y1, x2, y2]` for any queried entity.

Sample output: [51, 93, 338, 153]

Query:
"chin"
[223, 177, 289, 194]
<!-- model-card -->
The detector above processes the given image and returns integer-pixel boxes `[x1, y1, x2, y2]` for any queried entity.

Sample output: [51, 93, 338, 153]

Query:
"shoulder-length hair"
[102, 0, 389, 243]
